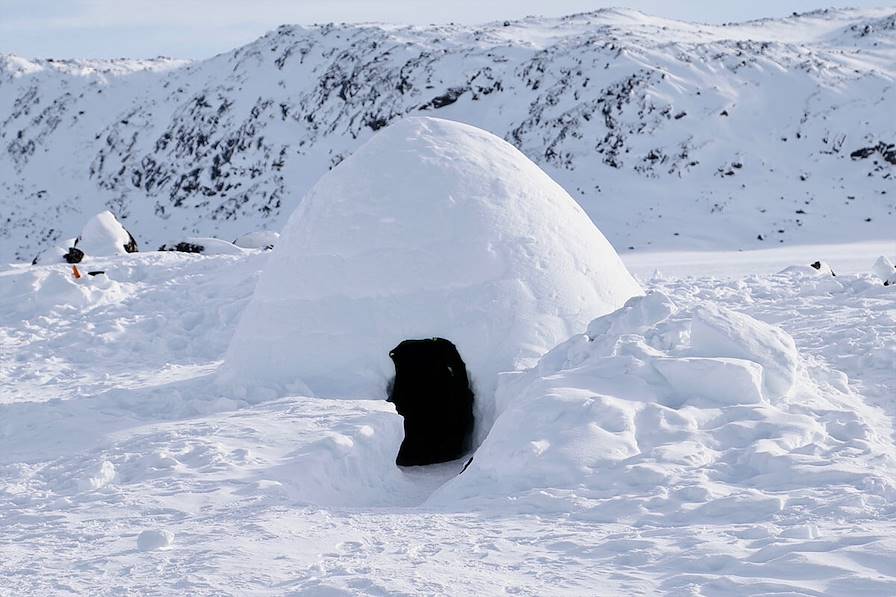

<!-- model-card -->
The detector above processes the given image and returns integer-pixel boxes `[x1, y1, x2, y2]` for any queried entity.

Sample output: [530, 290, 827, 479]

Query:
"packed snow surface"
[2, 244, 895, 595]
[222, 117, 642, 422]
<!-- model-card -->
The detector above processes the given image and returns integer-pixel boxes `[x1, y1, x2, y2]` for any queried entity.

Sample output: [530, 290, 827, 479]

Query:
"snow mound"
[233, 231, 279, 250]
[778, 260, 835, 277]
[431, 291, 896, 523]
[77, 461, 116, 492]
[31, 238, 78, 265]
[0, 266, 128, 313]
[872, 255, 896, 285]
[74, 211, 137, 256]
[137, 529, 174, 551]
[221, 117, 642, 427]
[159, 237, 245, 255]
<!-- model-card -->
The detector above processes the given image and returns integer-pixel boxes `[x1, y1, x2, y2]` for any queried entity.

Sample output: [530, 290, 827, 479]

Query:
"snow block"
[689, 304, 798, 398]
[653, 357, 766, 406]
[221, 117, 642, 431]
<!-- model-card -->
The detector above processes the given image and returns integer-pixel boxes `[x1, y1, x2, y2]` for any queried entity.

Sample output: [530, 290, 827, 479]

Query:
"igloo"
[220, 117, 642, 425]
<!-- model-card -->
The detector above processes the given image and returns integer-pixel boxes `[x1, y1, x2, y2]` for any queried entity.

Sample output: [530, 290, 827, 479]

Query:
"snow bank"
[233, 231, 279, 250]
[221, 117, 642, 428]
[0, 266, 128, 313]
[431, 291, 896, 522]
[74, 211, 137, 256]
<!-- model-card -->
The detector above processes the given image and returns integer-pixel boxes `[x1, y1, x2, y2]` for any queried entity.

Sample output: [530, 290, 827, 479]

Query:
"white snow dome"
[221, 117, 642, 415]
[75, 210, 136, 256]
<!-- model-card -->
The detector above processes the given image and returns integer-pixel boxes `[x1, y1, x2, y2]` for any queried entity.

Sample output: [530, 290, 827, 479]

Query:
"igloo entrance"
[388, 338, 475, 467]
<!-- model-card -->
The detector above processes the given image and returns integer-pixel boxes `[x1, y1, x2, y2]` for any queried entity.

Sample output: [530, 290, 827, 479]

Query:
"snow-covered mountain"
[1, 7, 895, 261]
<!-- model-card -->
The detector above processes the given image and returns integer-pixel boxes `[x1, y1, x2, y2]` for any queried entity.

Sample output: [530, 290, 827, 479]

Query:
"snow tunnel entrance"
[387, 338, 475, 467]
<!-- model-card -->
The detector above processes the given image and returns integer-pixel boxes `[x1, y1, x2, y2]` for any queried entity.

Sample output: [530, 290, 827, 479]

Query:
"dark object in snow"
[159, 241, 205, 253]
[850, 142, 896, 165]
[420, 87, 466, 110]
[160, 237, 244, 255]
[87, 271, 105, 276]
[851, 146, 877, 160]
[460, 456, 474, 474]
[387, 338, 475, 467]
[63, 247, 85, 264]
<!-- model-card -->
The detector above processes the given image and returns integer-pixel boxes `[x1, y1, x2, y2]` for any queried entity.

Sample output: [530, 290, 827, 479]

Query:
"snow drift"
[430, 290, 896, 522]
[221, 117, 642, 428]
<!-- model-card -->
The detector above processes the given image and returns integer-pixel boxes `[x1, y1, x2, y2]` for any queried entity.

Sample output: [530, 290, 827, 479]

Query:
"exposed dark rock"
[159, 241, 205, 253]
[63, 247, 84, 263]
[851, 146, 878, 160]
[850, 142, 896, 164]
[124, 231, 139, 253]
[420, 87, 466, 110]
[367, 117, 389, 131]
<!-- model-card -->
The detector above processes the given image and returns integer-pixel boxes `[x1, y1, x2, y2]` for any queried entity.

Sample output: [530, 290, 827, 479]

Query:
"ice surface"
[222, 117, 642, 435]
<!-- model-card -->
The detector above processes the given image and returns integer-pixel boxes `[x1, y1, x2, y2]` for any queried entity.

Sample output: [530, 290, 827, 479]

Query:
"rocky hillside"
[1, 8, 894, 261]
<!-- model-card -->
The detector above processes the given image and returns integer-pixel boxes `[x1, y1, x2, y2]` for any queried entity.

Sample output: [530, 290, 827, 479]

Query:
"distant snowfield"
[2, 243, 895, 595]
[623, 240, 896, 277]
[2, 6, 894, 261]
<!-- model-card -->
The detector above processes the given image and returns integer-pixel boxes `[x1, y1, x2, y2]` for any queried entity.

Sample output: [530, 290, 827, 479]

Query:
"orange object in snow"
[72, 265, 81, 279]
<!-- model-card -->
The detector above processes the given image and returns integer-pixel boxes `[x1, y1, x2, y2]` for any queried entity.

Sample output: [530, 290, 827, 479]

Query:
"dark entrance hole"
[387, 338, 475, 467]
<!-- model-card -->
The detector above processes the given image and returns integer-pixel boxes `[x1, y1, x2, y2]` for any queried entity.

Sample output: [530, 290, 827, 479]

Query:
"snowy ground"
[2, 243, 895, 596]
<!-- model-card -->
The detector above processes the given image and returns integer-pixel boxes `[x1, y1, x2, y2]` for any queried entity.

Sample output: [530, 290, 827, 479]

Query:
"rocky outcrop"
[850, 142, 896, 165]
[1, 9, 895, 260]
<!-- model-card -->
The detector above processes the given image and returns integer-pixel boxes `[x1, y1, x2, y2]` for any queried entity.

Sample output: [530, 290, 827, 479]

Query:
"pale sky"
[0, 0, 891, 59]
